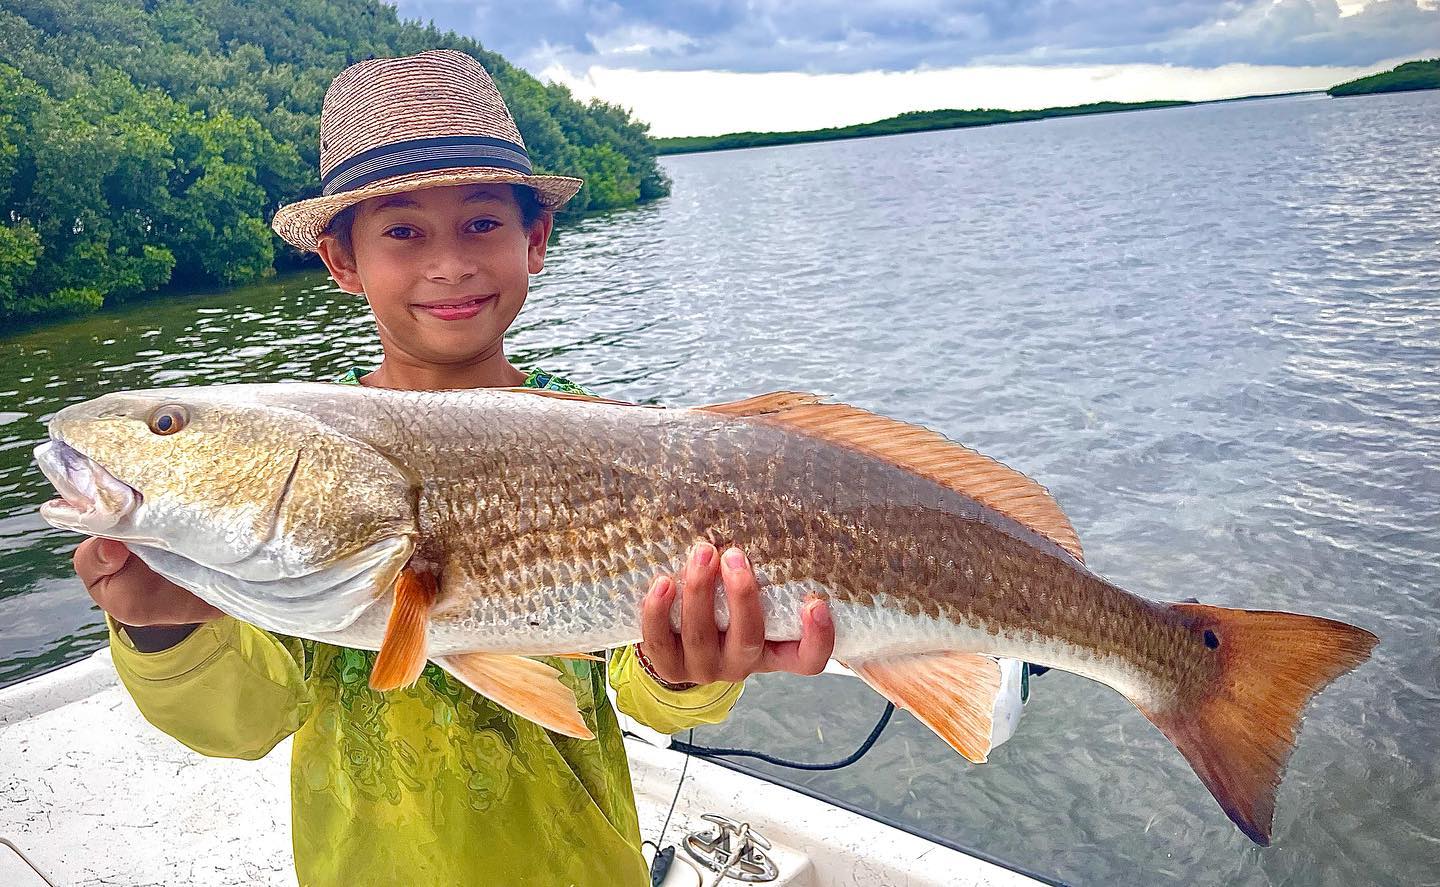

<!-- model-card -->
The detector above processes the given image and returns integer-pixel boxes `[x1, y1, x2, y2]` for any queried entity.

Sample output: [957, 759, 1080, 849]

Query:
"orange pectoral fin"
[369, 568, 438, 692]
[550, 652, 605, 662]
[435, 652, 595, 740]
[850, 651, 1003, 763]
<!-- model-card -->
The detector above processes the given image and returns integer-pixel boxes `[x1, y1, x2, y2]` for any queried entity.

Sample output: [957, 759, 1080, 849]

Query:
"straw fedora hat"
[271, 49, 583, 252]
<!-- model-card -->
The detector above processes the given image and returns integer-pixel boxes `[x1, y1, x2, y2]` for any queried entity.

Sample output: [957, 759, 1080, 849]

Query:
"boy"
[72, 50, 834, 886]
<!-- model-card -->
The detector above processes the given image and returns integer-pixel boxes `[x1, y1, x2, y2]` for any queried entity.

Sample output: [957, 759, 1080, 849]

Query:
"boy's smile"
[316, 182, 552, 387]
[411, 293, 499, 322]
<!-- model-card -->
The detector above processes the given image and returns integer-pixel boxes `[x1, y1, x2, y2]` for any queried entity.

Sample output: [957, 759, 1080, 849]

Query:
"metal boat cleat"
[683, 814, 779, 883]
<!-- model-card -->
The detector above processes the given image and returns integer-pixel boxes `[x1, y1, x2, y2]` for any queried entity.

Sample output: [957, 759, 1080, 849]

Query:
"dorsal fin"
[495, 387, 658, 408]
[700, 391, 829, 415]
[698, 392, 1084, 563]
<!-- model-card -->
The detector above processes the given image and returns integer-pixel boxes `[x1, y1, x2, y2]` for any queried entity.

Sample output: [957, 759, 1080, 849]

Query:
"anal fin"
[436, 652, 596, 740]
[369, 567, 436, 691]
[849, 651, 1002, 763]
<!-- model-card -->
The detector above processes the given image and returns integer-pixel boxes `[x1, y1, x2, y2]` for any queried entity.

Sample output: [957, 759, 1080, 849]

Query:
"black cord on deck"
[656, 727, 692, 846]
[669, 701, 896, 771]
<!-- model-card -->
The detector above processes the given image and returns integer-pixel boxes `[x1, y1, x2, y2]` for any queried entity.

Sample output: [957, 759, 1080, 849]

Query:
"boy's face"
[317, 183, 551, 368]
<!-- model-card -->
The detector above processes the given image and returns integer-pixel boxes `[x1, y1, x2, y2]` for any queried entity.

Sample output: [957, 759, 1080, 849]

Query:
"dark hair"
[323, 184, 547, 257]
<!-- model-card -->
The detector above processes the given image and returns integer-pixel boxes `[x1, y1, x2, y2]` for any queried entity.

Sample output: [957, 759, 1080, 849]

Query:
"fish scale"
[381, 393, 1205, 687]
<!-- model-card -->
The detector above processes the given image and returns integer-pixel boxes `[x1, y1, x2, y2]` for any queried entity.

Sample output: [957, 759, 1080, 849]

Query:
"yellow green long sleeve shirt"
[107, 368, 743, 886]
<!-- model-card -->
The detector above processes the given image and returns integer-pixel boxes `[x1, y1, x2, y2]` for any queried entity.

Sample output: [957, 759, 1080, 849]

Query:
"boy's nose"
[425, 240, 481, 284]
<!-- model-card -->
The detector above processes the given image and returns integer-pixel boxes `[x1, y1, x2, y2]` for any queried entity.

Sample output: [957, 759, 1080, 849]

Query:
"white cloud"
[399, 0, 1439, 76]
[542, 54, 1436, 137]
[585, 24, 696, 57]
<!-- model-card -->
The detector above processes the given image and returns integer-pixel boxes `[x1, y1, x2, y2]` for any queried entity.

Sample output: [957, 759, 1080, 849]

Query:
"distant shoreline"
[1327, 58, 1440, 98]
[652, 90, 1321, 156]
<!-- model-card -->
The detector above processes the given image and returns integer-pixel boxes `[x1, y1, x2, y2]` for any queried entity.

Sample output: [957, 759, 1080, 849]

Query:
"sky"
[392, 0, 1440, 136]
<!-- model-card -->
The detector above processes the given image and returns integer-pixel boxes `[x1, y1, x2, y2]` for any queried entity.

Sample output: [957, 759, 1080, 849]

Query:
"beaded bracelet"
[633, 643, 699, 692]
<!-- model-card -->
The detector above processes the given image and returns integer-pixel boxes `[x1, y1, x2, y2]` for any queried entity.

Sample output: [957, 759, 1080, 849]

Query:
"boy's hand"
[73, 537, 224, 637]
[638, 542, 834, 686]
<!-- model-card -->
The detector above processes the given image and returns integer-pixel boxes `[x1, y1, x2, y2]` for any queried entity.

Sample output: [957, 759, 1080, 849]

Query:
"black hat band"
[321, 135, 533, 196]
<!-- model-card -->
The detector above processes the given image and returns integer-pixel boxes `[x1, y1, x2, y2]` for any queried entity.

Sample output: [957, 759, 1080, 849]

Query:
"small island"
[1328, 58, 1440, 97]
[653, 100, 1191, 155]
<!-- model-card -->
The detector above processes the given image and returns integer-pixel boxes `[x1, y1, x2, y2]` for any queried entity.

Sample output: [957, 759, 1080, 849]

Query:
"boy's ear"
[527, 212, 554, 275]
[317, 234, 363, 294]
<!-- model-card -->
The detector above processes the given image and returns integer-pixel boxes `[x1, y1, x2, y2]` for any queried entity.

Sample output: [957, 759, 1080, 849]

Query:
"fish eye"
[1203, 629, 1220, 650]
[147, 405, 189, 435]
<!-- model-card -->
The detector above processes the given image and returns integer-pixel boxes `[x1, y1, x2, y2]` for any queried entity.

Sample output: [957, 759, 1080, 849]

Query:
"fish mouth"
[34, 440, 139, 533]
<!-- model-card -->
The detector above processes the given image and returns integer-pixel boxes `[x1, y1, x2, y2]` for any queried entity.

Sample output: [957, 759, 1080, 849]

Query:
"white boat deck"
[0, 650, 1052, 887]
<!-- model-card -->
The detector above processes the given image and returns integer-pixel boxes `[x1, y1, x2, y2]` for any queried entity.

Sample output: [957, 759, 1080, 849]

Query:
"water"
[2, 91, 1437, 885]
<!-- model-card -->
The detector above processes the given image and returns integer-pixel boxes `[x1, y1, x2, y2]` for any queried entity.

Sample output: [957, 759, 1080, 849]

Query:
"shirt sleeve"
[108, 615, 312, 761]
[607, 644, 744, 735]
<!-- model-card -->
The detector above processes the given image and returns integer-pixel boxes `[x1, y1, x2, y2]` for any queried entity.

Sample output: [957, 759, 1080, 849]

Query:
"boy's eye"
[383, 226, 418, 239]
[468, 219, 499, 233]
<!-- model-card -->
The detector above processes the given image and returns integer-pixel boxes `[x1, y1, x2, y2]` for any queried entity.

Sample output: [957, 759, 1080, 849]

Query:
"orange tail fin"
[1140, 604, 1377, 845]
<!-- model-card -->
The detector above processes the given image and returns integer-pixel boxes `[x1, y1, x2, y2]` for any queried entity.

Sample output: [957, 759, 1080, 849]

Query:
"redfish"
[33, 383, 1376, 844]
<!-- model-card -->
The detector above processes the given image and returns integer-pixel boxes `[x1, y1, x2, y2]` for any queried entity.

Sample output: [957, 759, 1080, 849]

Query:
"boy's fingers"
[679, 542, 720, 682]
[761, 600, 834, 676]
[758, 640, 798, 674]
[795, 600, 835, 675]
[719, 548, 765, 678]
[639, 575, 682, 677]
[74, 539, 223, 626]
[72, 537, 131, 586]
[84, 552, 160, 622]
[103, 561, 223, 626]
